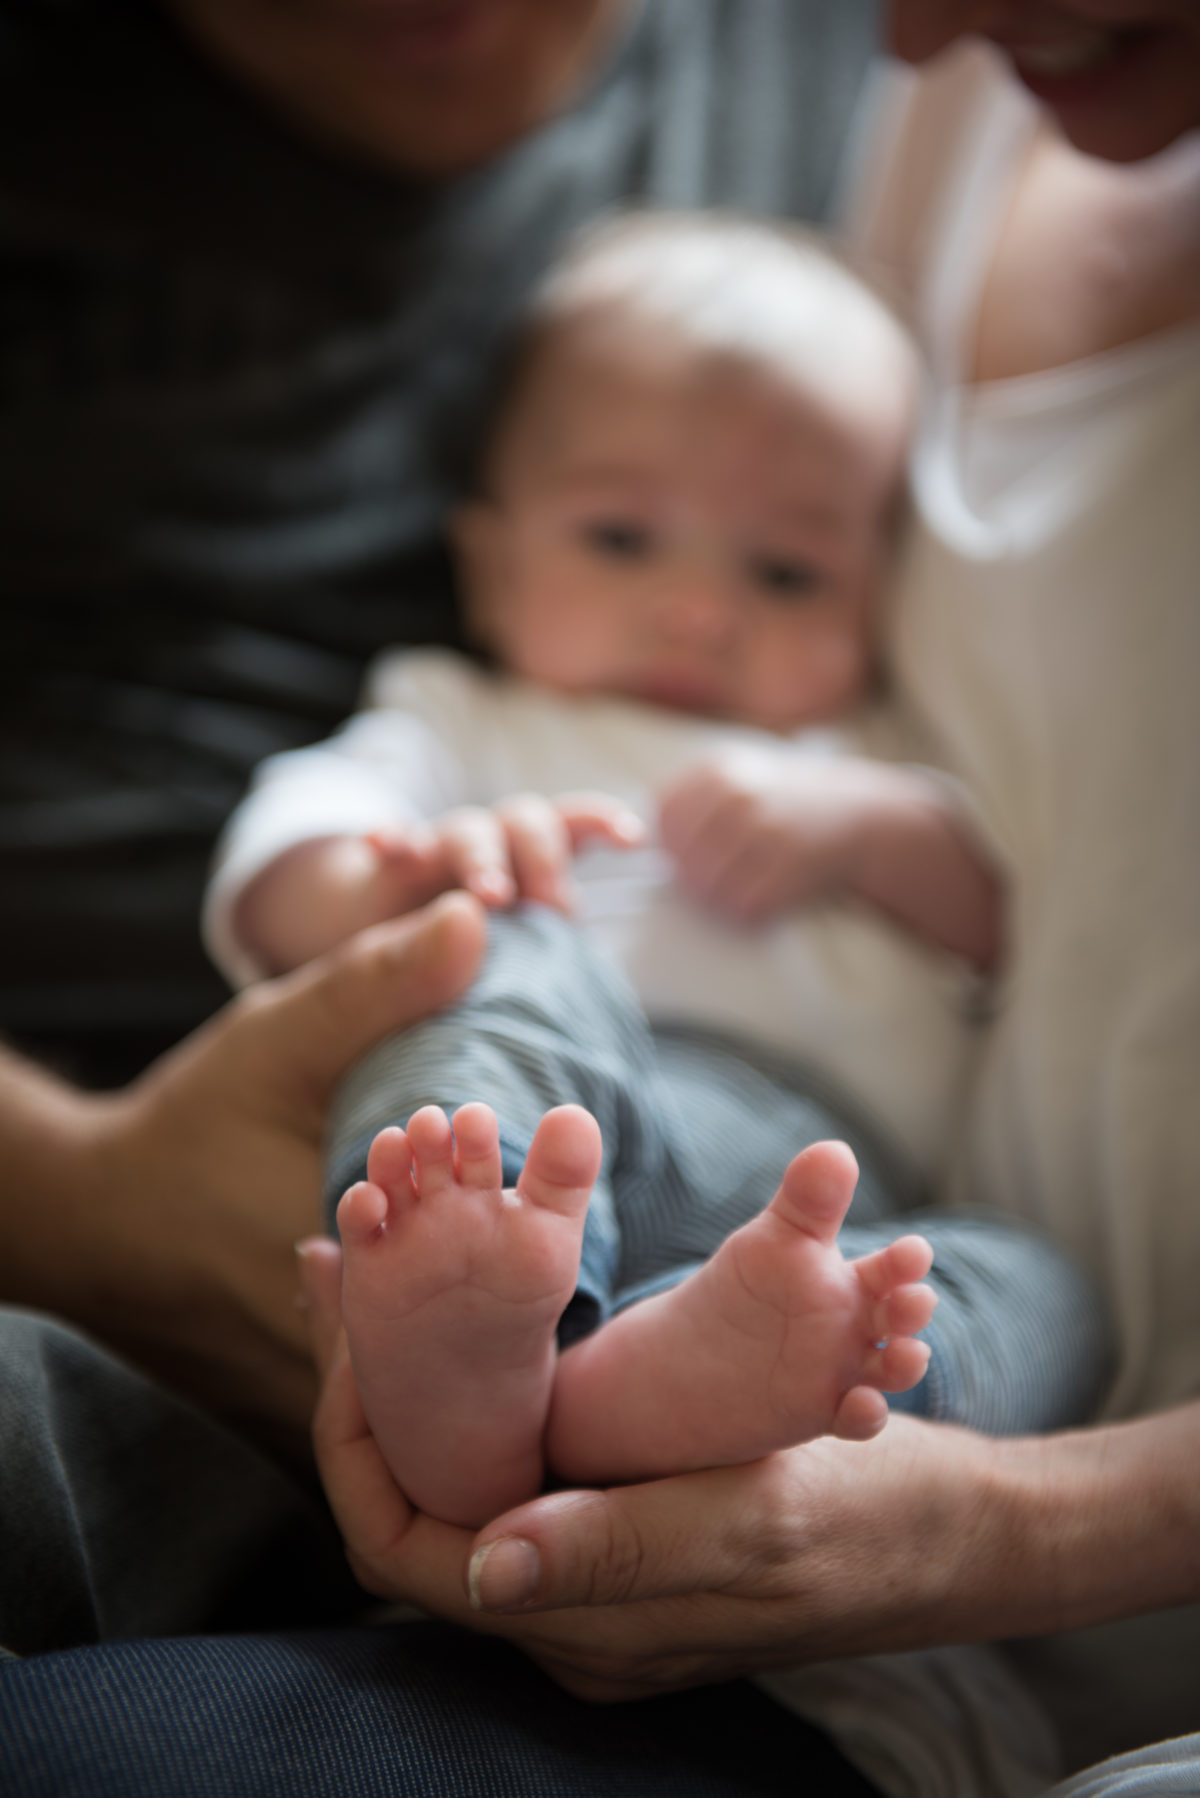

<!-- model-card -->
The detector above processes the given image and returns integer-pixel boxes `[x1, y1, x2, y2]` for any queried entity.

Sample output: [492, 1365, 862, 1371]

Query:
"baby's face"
[457, 320, 906, 734]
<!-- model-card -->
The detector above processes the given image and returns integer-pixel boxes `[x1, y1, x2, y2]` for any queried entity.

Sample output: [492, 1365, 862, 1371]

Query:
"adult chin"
[886, 1, 1200, 163]
[1002, 23, 1200, 161]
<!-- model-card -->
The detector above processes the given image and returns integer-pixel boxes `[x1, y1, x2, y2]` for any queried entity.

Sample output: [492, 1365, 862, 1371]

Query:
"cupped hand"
[49, 892, 486, 1439]
[301, 1236, 1001, 1702]
[372, 791, 643, 915]
[461, 1421, 1001, 1699]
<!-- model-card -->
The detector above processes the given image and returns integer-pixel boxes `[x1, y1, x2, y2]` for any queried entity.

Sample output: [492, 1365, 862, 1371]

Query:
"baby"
[207, 216, 1105, 1529]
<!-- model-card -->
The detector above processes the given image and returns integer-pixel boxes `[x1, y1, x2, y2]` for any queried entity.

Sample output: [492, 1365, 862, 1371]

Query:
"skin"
[296, 0, 1200, 1717]
[0, 893, 485, 1446]
[301, 1240, 1200, 1698]
[241, 306, 1001, 976]
[237, 792, 643, 974]
[338, 1109, 935, 1526]
[457, 320, 901, 734]
[163, 0, 632, 172]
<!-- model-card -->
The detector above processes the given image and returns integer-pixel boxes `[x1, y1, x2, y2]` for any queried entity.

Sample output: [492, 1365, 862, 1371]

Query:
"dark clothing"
[0, 1307, 883, 1798]
[0, 1626, 884, 1798]
[0, 0, 880, 1084]
[0, 13, 890, 1792]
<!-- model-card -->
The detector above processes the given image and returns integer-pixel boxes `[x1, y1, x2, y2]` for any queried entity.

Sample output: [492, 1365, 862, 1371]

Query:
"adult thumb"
[242, 891, 487, 1114]
[466, 1475, 734, 1615]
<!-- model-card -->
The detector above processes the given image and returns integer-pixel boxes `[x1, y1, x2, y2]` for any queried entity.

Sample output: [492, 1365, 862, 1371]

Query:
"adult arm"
[463, 1407, 1200, 1699]
[0, 892, 484, 1447]
[299, 1248, 1200, 1699]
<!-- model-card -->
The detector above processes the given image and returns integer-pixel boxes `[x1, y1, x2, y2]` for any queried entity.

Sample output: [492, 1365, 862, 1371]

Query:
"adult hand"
[302, 1241, 1200, 1703]
[461, 1421, 1005, 1700]
[301, 1239, 1000, 1699]
[0, 891, 486, 1443]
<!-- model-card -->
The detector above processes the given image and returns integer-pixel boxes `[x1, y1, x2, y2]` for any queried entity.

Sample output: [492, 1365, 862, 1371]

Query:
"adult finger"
[307, 1318, 488, 1615]
[295, 1235, 344, 1377]
[239, 890, 487, 1119]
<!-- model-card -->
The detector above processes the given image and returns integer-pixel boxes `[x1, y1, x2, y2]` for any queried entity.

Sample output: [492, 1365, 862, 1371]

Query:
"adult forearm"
[0, 1045, 114, 1314]
[450, 1408, 1200, 1700]
[955, 1407, 1200, 1640]
[0, 1035, 315, 1437]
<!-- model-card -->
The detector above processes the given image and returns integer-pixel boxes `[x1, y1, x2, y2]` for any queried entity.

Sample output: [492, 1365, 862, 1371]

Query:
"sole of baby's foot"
[546, 1140, 936, 1485]
[338, 1100, 601, 1528]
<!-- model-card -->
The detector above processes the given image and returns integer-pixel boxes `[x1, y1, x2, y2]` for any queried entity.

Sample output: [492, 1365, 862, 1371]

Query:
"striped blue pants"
[327, 906, 1112, 1435]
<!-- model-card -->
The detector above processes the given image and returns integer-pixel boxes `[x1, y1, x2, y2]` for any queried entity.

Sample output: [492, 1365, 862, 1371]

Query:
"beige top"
[851, 44, 1200, 1424]
[776, 43, 1200, 1782]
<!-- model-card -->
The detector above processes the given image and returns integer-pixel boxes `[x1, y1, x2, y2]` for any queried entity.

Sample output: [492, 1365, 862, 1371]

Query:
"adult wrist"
[919, 1414, 1200, 1647]
[0, 1064, 143, 1319]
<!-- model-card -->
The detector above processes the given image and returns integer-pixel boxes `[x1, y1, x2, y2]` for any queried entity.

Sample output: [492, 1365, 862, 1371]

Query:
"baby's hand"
[658, 749, 880, 926]
[371, 792, 644, 915]
[660, 751, 1003, 967]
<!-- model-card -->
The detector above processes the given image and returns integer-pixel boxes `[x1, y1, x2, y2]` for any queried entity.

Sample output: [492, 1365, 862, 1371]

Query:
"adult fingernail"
[468, 1537, 541, 1612]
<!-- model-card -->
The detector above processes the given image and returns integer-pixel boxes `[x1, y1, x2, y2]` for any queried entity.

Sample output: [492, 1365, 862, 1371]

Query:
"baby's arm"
[659, 749, 1002, 972]
[236, 792, 644, 976]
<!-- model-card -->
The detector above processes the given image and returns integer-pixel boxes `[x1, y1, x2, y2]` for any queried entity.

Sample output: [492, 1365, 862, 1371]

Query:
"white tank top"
[852, 43, 1200, 1421]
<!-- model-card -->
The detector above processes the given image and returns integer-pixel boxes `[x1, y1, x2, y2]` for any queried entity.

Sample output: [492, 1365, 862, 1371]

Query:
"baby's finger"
[439, 807, 516, 906]
[673, 816, 761, 910]
[497, 794, 574, 910]
[700, 836, 795, 923]
[554, 791, 645, 851]
[657, 765, 728, 862]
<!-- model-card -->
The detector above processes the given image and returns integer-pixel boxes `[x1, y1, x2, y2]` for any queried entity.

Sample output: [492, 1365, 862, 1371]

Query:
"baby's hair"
[467, 209, 918, 491]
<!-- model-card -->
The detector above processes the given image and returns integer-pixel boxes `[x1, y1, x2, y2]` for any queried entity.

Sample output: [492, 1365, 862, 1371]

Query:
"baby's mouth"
[635, 675, 723, 715]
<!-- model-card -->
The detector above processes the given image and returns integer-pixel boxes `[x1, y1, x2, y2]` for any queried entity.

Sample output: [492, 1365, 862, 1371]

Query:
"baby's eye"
[747, 554, 826, 600]
[580, 519, 656, 561]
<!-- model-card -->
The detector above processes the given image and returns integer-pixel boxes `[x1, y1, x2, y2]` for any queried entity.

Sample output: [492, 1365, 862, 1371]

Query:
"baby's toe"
[452, 1102, 504, 1191]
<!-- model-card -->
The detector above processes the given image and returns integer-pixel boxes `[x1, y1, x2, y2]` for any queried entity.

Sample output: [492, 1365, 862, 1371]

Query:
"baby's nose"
[652, 561, 738, 645]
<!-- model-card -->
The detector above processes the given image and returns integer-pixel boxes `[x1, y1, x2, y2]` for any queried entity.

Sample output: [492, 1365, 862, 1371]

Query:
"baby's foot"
[339, 1101, 600, 1527]
[547, 1141, 935, 1484]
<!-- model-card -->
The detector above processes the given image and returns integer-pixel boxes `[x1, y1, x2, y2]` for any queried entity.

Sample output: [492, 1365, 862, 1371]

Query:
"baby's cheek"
[759, 622, 870, 729]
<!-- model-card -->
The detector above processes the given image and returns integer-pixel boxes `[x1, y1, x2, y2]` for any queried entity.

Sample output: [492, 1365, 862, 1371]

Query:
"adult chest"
[971, 125, 1200, 383]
